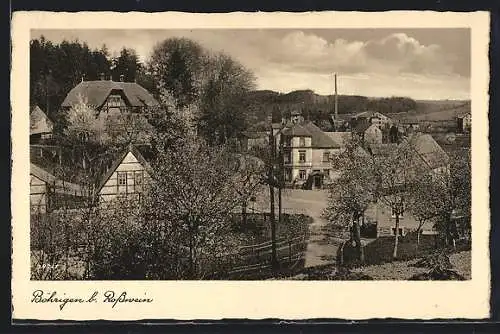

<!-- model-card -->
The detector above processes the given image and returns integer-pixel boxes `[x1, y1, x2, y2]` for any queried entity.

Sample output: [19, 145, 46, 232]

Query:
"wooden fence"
[226, 235, 308, 278]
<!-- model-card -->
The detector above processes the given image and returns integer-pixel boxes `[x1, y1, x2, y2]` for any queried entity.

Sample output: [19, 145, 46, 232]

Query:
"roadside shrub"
[411, 251, 453, 270]
[409, 268, 465, 280]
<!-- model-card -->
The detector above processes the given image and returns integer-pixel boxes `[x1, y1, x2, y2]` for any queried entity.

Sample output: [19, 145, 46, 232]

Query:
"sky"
[32, 29, 470, 100]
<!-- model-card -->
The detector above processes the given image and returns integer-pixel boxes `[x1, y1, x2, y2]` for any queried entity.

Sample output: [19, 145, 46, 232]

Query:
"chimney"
[119, 74, 125, 82]
[100, 72, 105, 81]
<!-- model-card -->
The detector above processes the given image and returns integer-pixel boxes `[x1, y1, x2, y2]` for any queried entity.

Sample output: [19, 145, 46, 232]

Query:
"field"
[389, 100, 470, 122]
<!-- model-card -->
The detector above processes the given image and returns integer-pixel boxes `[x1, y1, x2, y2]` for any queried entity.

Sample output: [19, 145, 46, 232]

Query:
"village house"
[280, 121, 346, 189]
[96, 144, 153, 203]
[60, 74, 159, 118]
[351, 111, 392, 128]
[362, 133, 450, 238]
[30, 105, 53, 143]
[30, 163, 84, 214]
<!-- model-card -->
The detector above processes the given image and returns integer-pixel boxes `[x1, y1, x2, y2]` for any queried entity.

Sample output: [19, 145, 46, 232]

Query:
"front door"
[313, 174, 323, 188]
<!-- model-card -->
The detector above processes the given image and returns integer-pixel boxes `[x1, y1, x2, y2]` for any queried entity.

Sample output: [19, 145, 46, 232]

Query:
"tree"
[421, 151, 471, 247]
[406, 174, 441, 247]
[111, 47, 141, 82]
[198, 53, 256, 145]
[30, 37, 113, 116]
[141, 135, 263, 279]
[148, 38, 256, 145]
[148, 38, 207, 109]
[324, 138, 378, 262]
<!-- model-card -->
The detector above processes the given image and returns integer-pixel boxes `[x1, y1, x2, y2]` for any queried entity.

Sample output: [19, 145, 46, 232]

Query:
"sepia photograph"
[28, 27, 472, 281]
[11, 11, 490, 321]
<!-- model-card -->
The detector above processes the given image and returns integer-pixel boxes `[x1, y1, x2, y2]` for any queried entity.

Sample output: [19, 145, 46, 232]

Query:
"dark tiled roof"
[405, 133, 449, 170]
[302, 122, 342, 148]
[61, 81, 159, 109]
[281, 123, 312, 137]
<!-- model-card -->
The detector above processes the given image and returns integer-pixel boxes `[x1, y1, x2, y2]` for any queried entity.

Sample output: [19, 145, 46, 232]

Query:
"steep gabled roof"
[405, 133, 449, 170]
[30, 105, 53, 135]
[96, 144, 153, 193]
[61, 81, 159, 109]
[302, 122, 342, 148]
[30, 163, 83, 195]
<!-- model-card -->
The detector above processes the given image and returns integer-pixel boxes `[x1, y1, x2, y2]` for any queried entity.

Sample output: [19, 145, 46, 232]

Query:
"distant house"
[363, 200, 437, 238]
[96, 145, 152, 203]
[456, 112, 471, 133]
[30, 105, 53, 142]
[30, 163, 84, 214]
[351, 111, 392, 128]
[363, 133, 449, 237]
[61, 76, 159, 118]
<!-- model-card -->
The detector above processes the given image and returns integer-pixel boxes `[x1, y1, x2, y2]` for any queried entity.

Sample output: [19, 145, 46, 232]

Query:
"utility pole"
[334, 73, 339, 121]
[268, 125, 278, 269]
[278, 128, 284, 229]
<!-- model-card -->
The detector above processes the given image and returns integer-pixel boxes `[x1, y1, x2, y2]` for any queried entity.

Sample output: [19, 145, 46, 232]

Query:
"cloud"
[267, 31, 458, 77]
[32, 29, 469, 99]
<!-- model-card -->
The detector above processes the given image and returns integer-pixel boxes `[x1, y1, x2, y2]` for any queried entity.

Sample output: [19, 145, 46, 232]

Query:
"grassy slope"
[389, 100, 471, 122]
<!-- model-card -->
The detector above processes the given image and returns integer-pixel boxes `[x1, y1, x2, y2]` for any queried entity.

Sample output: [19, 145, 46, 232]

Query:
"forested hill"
[242, 89, 419, 130]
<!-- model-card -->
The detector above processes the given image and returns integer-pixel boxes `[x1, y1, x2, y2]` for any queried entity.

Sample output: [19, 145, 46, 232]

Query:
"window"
[299, 137, 306, 147]
[285, 168, 292, 182]
[107, 95, 123, 107]
[391, 202, 404, 218]
[299, 170, 307, 180]
[117, 172, 127, 186]
[134, 171, 144, 192]
[284, 151, 291, 164]
[299, 150, 306, 163]
[323, 151, 330, 162]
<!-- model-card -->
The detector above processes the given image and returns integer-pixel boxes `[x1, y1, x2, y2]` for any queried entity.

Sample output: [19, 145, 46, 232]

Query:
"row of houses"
[241, 110, 450, 190]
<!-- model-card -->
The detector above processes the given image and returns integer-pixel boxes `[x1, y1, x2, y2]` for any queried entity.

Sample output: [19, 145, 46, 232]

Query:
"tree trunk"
[416, 227, 421, 250]
[393, 214, 400, 260]
[352, 214, 363, 263]
[242, 201, 247, 225]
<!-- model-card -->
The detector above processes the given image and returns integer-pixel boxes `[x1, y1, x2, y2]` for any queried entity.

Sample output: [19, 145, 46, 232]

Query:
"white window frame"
[134, 171, 144, 192]
[299, 169, 307, 180]
[299, 150, 306, 163]
[117, 172, 127, 194]
[299, 137, 306, 147]
[323, 151, 330, 162]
